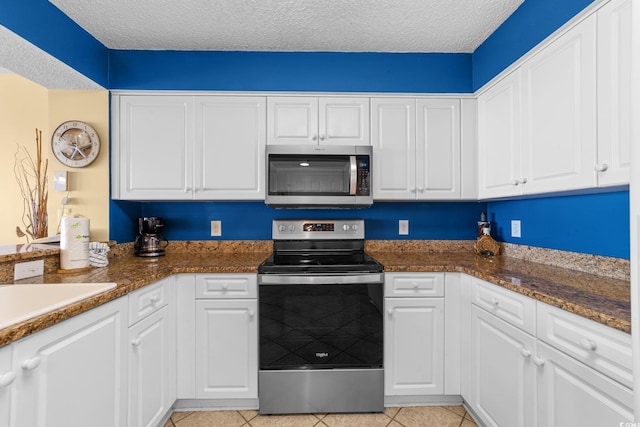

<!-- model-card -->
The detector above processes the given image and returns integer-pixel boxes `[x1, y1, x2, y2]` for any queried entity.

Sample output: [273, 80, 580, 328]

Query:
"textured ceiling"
[49, 0, 524, 53]
[0, 25, 102, 89]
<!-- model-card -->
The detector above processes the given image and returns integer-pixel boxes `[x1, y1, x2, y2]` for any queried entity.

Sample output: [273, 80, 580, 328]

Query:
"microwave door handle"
[350, 156, 357, 195]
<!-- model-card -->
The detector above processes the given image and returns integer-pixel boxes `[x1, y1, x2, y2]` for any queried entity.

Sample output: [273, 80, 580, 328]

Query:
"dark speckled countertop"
[0, 240, 631, 348]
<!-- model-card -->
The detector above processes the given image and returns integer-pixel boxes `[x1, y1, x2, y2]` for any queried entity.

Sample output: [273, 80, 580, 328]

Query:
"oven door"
[258, 274, 383, 371]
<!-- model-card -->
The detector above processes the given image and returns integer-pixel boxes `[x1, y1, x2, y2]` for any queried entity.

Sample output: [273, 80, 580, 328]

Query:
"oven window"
[259, 283, 383, 370]
[268, 155, 351, 196]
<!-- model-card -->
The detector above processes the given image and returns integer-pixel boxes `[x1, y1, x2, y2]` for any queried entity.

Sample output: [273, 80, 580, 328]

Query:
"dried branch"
[14, 128, 48, 243]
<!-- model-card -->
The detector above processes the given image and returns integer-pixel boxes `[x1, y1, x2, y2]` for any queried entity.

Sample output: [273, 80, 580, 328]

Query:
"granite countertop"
[0, 243, 631, 348]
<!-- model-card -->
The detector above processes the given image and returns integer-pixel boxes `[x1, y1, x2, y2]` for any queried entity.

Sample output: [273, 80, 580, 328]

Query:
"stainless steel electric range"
[257, 219, 384, 415]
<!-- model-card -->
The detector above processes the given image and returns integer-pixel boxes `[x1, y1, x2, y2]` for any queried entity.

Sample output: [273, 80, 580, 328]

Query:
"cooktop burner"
[258, 219, 383, 275]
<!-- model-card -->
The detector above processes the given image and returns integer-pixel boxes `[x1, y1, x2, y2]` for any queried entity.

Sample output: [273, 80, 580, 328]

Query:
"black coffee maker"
[134, 217, 169, 257]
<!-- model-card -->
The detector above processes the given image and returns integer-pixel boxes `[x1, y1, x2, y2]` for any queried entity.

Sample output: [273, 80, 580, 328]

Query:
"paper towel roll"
[60, 216, 90, 270]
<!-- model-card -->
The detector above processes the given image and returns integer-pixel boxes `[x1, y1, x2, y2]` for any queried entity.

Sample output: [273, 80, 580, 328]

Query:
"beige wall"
[0, 74, 109, 244]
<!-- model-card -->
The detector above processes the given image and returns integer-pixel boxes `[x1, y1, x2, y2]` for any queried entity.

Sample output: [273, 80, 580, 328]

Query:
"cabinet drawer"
[471, 278, 536, 335]
[537, 302, 632, 388]
[195, 274, 257, 299]
[384, 273, 445, 297]
[128, 279, 169, 326]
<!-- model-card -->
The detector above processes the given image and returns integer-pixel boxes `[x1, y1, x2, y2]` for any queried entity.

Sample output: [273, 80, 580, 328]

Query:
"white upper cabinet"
[596, 0, 632, 187]
[194, 96, 266, 199]
[478, 70, 522, 199]
[112, 94, 266, 200]
[267, 97, 370, 145]
[372, 98, 466, 200]
[520, 14, 597, 194]
[113, 95, 194, 200]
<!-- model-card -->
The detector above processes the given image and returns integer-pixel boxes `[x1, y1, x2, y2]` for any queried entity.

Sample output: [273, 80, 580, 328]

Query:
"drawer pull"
[0, 371, 16, 388]
[131, 338, 141, 347]
[532, 356, 545, 367]
[22, 356, 41, 371]
[519, 348, 531, 359]
[150, 295, 160, 304]
[580, 338, 597, 352]
[492, 297, 500, 307]
[412, 282, 419, 289]
[222, 283, 229, 291]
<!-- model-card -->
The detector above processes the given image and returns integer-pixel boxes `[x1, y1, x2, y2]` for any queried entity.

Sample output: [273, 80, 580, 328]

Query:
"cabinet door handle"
[513, 180, 520, 186]
[312, 134, 318, 141]
[0, 371, 16, 388]
[580, 338, 597, 351]
[386, 308, 394, 316]
[416, 187, 424, 192]
[131, 338, 141, 347]
[519, 348, 531, 359]
[532, 356, 545, 367]
[22, 356, 42, 371]
[185, 187, 192, 192]
[319, 134, 326, 141]
[520, 177, 528, 184]
[595, 163, 609, 172]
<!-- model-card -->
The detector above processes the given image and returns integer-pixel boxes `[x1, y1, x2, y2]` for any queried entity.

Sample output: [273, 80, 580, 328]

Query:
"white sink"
[0, 282, 117, 330]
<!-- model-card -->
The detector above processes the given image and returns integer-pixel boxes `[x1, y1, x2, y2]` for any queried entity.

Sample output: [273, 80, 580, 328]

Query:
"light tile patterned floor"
[163, 406, 479, 427]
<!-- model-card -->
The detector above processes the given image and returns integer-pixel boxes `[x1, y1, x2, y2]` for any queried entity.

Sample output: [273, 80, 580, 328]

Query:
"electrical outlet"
[210, 220, 222, 237]
[511, 220, 521, 238]
[14, 260, 44, 281]
[399, 220, 409, 236]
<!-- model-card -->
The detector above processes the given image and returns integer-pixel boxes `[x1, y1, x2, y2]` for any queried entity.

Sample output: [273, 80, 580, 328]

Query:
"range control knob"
[352, 224, 359, 231]
[278, 225, 286, 232]
[342, 224, 351, 231]
[288, 225, 295, 232]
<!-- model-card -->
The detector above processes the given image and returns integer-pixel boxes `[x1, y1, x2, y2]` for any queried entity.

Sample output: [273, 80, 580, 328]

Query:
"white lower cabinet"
[468, 277, 634, 427]
[536, 341, 633, 426]
[470, 305, 536, 427]
[11, 297, 127, 427]
[384, 273, 445, 397]
[127, 278, 176, 427]
[0, 345, 14, 427]
[194, 274, 258, 400]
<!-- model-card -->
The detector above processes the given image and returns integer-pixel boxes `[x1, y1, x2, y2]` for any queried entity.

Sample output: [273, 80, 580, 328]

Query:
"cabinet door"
[12, 298, 127, 427]
[597, 0, 632, 187]
[384, 297, 444, 396]
[128, 306, 175, 427]
[318, 97, 370, 146]
[371, 98, 416, 199]
[0, 345, 13, 427]
[416, 99, 461, 199]
[470, 305, 536, 427]
[195, 299, 258, 399]
[520, 15, 597, 195]
[536, 341, 633, 426]
[477, 70, 522, 199]
[267, 97, 318, 145]
[114, 95, 194, 199]
[194, 96, 266, 199]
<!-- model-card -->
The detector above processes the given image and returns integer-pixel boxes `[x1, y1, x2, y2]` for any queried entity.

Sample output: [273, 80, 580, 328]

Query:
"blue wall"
[111, 200, 486, 242]
[472, 0, 595, 90]
[108, 51, 472, 93]
[488, 191, 630, 259]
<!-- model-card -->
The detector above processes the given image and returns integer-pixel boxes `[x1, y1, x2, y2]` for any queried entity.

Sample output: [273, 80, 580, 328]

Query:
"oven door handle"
[258, 273, 383, 285]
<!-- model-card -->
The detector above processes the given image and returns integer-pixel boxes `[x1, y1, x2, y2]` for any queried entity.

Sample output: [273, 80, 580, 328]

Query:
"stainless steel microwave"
[265, 145, 373, 208]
